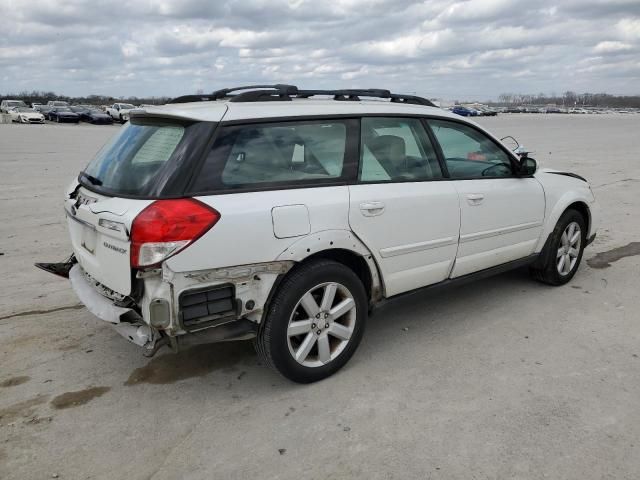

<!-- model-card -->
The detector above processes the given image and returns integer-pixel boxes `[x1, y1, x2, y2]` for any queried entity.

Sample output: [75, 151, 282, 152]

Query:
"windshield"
[15, 107, 33, 112]
[120, 104, 135, 109]
[55, 107, 72, 112]
[81, 120, 187, 195]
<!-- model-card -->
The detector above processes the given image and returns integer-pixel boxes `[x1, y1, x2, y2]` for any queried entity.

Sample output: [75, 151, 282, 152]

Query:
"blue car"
[451, 106, 477, 117]
[48, 107, 80, 123]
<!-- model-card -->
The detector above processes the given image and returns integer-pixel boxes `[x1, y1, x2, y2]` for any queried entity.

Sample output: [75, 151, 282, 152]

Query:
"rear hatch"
[67, 115, 218, 295]
[65, 186, 151, 295]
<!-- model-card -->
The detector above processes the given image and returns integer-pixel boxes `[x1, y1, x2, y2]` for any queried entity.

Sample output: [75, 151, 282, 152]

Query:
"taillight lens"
[130, 199, 220, 268]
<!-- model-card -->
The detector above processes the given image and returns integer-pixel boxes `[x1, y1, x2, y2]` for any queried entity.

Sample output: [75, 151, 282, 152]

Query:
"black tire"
[255, 259, 367, 383]
[530, 209, 586, 285]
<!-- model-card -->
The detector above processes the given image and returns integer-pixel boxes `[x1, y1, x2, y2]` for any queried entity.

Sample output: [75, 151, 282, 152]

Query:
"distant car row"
[1, 99, 136, 124]
[499, 106, 638, 114]
[449, 105, 498, 117]
[447, 104, 639, 116]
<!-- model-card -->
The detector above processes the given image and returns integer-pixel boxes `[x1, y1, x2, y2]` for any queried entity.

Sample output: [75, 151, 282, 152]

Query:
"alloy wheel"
[286, 282, 357, 368]
[557, 221, 581, 276]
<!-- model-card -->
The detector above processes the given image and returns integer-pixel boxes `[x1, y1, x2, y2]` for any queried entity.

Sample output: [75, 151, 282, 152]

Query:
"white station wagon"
[38, 85, 599, 383]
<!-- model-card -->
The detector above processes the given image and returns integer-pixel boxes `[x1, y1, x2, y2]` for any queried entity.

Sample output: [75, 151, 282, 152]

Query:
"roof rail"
[168, 85, 298, 104]
[168, 84, 435, 107]
[295, 89, 435, 107]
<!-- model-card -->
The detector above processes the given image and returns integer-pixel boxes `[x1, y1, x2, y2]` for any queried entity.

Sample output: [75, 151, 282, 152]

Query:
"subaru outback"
[37, 85, 599, 383]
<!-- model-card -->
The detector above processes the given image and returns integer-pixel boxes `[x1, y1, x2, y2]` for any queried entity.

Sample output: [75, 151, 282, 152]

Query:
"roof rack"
[168, 84, 435, 107]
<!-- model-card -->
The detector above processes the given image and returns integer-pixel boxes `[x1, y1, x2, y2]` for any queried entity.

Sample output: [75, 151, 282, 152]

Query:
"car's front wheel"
[255, 259, 367, 383]
[531, 209, 586, 285]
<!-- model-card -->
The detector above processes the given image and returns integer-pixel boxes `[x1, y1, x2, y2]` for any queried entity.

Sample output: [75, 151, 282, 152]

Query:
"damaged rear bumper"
[37, 258, 289, 357]
[68, 264, 157, 349]
[69, 264, 137, 325]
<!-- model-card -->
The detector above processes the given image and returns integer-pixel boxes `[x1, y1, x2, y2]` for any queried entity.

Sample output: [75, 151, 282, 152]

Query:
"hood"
[21, 112, 44, 118]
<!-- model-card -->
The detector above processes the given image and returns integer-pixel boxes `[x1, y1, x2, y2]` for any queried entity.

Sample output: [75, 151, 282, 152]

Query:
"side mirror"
[519, 157, 537, 176]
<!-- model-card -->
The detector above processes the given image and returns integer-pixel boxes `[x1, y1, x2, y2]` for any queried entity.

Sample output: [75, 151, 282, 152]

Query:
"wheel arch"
[298, 249, 375, 301]
[536, 193, 594, 253]
[565, 201, 591, 236]
[275, 230, 384, 306]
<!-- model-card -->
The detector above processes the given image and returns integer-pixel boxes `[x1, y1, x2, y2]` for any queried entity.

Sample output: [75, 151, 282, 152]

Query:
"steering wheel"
[481, 163, 511, 177]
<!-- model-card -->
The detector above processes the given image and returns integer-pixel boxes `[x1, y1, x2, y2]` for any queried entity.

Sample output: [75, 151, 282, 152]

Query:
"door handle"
[466, 194, 484, 206]
[359, 201, 385, 217]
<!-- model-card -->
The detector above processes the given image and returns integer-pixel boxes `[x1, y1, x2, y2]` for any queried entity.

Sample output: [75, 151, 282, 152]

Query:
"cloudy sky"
[1, 0, 639, 100]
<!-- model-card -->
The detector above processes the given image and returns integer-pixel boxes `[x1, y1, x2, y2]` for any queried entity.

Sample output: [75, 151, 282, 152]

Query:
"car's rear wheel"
[255, 259, 367, 383]
[530, 209, 586, 285]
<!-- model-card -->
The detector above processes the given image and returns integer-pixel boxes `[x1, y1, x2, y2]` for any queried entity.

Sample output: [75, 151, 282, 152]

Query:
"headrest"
[368, 135, 406, 164]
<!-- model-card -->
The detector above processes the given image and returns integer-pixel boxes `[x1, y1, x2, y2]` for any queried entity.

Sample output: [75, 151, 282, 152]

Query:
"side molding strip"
[460, 221, 542, 243]
[379, 237, 457, 258]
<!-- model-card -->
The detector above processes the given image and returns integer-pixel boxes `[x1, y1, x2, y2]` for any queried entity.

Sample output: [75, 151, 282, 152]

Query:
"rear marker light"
[130, 199, 220, 268]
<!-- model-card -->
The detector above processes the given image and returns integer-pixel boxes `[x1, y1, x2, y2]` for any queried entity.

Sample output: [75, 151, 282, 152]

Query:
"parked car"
[69, 106, 88, 114]
[8, 106, 45, 124]
[48, 106, 80, 123]
[451, 105, 477, 116]
[477, 106, 498, 116]
[78, 108, 114, 124]
[106, 103, 135, 123]
[37, 85, 599, 383]
[1, 99, 27, 113]
[34, 105, 53, 116]
[47, 100, 69, 107]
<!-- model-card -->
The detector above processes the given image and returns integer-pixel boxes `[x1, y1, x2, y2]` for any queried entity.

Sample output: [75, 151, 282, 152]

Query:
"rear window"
[191, 120, 353, 192]
[82, 121, 186, 195]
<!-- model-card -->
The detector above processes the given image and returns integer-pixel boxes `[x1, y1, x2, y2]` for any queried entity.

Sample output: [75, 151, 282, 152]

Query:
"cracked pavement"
[1, 115, 640, 479]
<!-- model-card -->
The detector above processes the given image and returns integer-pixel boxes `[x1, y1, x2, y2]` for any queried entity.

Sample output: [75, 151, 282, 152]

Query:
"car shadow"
[124, 267, 539, 387]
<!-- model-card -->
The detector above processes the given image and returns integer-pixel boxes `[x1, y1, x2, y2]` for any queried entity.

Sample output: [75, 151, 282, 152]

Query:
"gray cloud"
[1, 0, 639, 100]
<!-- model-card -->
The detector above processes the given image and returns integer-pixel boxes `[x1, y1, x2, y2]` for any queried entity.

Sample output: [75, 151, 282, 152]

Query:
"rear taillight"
[130, 199, 220, 268]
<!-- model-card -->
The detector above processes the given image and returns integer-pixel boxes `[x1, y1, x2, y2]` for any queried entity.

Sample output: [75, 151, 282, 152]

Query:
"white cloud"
[593, 41, 633, 53]
[0, 0, 638, 99]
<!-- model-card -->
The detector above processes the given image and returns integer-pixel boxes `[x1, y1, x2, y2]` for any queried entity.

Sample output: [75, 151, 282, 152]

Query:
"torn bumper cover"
[37, 259, 288, 357]
[68, 264, 154, 348]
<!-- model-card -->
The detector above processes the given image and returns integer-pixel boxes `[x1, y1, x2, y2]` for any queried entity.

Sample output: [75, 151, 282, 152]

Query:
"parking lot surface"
[1, 115, 639, 479]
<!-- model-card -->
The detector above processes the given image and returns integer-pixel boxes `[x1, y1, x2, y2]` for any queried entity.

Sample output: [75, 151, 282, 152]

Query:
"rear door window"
[191, 119, 357, 192]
